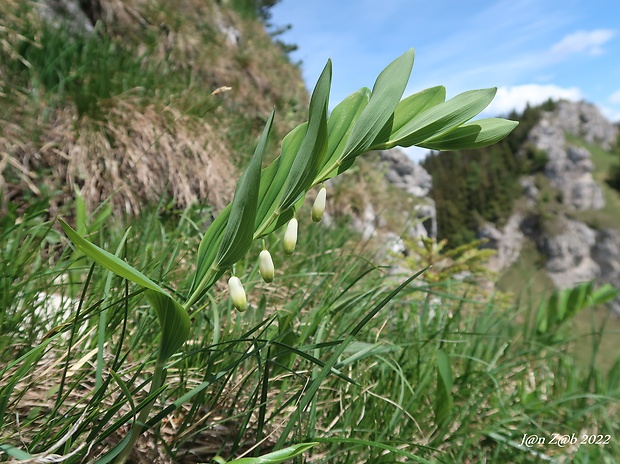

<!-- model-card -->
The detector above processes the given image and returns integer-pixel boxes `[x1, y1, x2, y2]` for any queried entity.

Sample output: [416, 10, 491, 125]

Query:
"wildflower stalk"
[55, 48, 518, 461]
[116, 358, 166, 464]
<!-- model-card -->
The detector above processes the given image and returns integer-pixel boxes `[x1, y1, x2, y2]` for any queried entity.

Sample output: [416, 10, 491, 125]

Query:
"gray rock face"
[379, 149, 437, 238]
[479, 213, 525, 272]
[554, 101, 619, 151]
[350, 202, 379, 241]
[379, 149, 432, 198]
[36, 0, 98, 32]
[520, 176, 539, 206]
[214, 6, 242, 46]
[592, 229, 620, 314]
[528, 114, 605, 211]
[541, 217, 600, 288]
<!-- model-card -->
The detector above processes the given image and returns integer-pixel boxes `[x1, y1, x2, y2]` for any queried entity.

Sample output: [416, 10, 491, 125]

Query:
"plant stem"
[115, 358, 166, 464]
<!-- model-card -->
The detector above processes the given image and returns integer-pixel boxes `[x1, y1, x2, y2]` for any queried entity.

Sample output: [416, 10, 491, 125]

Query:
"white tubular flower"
[228, 276, 247, 311]
[312, 186, 327, 222]
[283, 217, 298, 255]
[258, 249, 275, 283]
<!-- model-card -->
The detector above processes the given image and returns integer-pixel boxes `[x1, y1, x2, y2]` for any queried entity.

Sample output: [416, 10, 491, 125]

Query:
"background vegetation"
[422, 100, 556, 248]
[1, 1, 619, 463]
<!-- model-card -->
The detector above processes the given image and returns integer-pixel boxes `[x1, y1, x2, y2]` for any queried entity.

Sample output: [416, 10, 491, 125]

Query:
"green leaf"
[591, 284, 620, 305]
[391, 85, 446, 136]
[189, 204, 230, 298]
[60, 220, 189, 361]
[536, 297, 549, 334]
[435, 350, 453, 428]
[0, 444, 34, 460]
[277, 60, 331, 212]
[218, 442, 318, 464]
[145, 290, 190, 360]
[215, 110, 275, 269]
[342, 48, 415, 158]
[316, 88, 370, 183]
[388, 88, 497, 148]
[74, 185, 87, 236]
[418, 118, 518, 150]
[254, 122, 307, 235]
[60, 219, 169, 295]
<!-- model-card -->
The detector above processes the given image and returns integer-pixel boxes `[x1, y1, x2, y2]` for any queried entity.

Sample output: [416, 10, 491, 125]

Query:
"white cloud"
[599, 105, 620, 123]
[610, 90, 620, 105]
[550, 29, 616, 57]
[483, 84, 582, 116]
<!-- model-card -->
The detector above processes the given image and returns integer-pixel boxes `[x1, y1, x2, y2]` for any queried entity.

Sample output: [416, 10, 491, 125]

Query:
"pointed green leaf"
[391, 85, 446, 135]
[215, 110, 275, 269]
[342, 48, 414, 158]
[60, 219, 169, 295]
[190, 204, 230, 296]
[222, 442, 318, 464]
[0, 444, 34, 460]
[316, 88, 370, 183]
[557, 284, 575, 320]
[591, 284, 620, 305]
[277, 60, 331, 212]
[565, 282, 593, 320]
[60, 219, 189, 360]
[145, 290, 190, 361]
[435, 350, 453, 428]
[255, 122, 307, 234]
[74, 185, 87, 236]
[418, 118, 518, 150]
[388, 88, 497, 148]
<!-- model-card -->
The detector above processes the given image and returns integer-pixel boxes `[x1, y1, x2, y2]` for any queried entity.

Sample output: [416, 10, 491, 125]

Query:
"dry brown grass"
[1, 95, 236, 216]
[0, 0, 309, 216]
[1, 336, 302, 464]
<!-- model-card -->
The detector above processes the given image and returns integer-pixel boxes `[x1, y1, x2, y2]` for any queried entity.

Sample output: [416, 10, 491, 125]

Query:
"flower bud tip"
[258, 249, 275, 283]
[312, 187, 327, 222]
[284, 218, 298, 255]
[228, 276, 248, 311]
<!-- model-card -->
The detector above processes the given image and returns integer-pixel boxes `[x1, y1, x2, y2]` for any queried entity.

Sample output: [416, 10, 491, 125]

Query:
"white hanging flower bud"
[312, 186, 327, 222]
[258, 249, 275, 283]
[228, 276, 247, 311]
[283, 217, 298, 255]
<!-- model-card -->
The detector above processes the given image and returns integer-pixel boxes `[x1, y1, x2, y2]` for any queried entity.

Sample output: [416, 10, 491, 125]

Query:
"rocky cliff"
[480, 101, 620, 312]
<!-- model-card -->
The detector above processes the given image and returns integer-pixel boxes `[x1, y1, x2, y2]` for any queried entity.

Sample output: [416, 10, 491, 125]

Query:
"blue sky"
[270, 0, 620, 130]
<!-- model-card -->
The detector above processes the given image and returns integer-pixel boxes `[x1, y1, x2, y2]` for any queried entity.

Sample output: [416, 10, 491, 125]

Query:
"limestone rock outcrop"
[479, 213, 525, 273]
[528, 105, 606, 211]
[541, 217, 600, 288]
[378, 149, 437, 238]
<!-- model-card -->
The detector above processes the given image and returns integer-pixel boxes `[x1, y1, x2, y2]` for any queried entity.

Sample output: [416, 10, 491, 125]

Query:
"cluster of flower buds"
[228, 185, 328, 310]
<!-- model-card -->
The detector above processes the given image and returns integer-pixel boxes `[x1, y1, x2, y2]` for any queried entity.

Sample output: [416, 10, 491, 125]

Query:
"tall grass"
[1, 202, 619, 462]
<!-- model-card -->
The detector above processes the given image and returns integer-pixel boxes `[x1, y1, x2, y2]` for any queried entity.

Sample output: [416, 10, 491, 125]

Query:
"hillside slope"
[0, 0, 308, 215]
